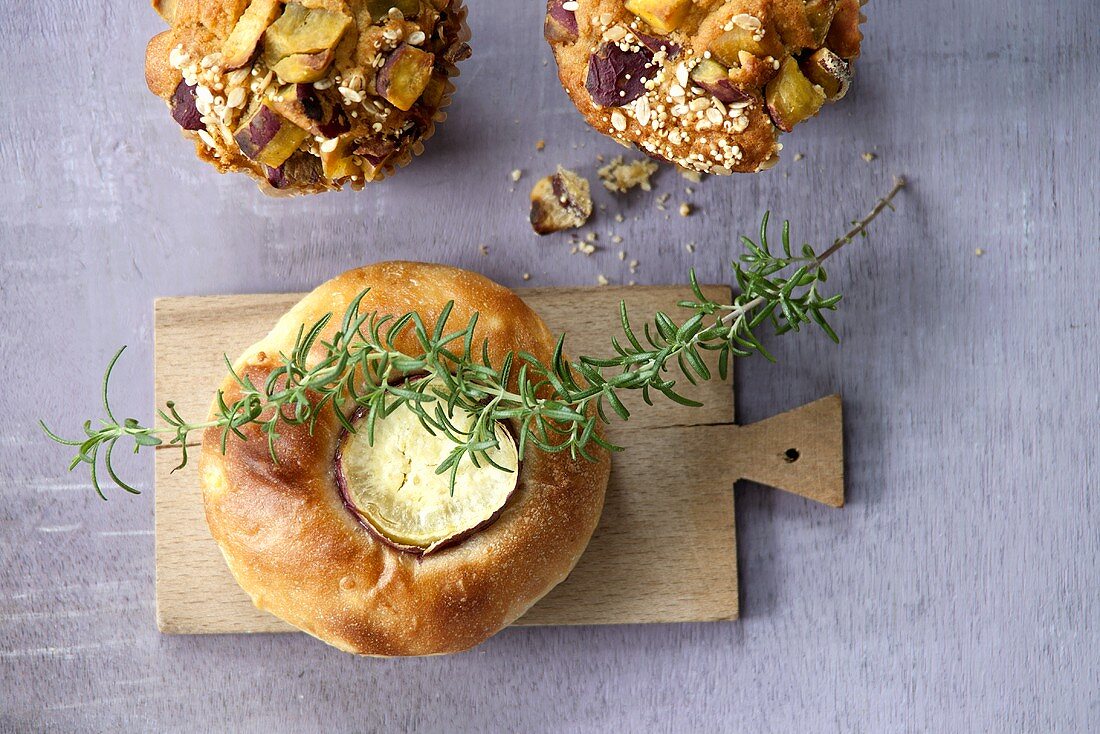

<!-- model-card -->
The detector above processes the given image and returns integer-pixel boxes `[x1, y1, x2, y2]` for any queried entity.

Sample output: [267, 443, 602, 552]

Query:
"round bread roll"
[544, 0, 864, 173]
[199, 262, 610, 655]
[145, 0, 471, 194]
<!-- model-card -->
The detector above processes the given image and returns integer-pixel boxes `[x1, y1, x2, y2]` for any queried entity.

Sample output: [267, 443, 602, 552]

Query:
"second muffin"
[545, 0, 864, 174]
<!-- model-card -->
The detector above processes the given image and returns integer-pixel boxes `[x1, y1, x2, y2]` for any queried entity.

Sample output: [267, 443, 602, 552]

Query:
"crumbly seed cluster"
[597, 155, 659, 193]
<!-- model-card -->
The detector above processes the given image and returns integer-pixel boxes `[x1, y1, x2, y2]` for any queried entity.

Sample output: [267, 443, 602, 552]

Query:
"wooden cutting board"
[154, 285, 843, 635]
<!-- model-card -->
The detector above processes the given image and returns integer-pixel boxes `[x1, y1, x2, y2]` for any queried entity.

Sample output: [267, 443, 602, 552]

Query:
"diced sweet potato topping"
[624, 0, 692, 35]
[765, 57, 826, 132]
[222, 0, 282, 70]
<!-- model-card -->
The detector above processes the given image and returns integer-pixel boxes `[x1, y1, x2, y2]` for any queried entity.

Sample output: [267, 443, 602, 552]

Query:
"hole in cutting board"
[783, 448, 800, 463]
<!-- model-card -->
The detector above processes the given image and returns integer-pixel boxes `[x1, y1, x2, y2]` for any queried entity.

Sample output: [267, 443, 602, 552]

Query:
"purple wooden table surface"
[1, 1, 1097, 731]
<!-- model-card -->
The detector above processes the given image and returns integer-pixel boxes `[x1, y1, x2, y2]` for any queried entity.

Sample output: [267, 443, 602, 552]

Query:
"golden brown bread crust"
[145, 0, 470, 195]
[545, 0, 864, 174]
[199, 262, 610, 655]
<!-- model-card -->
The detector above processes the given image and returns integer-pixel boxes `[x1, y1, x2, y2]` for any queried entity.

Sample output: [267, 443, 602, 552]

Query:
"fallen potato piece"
[529, 167, 592, 235]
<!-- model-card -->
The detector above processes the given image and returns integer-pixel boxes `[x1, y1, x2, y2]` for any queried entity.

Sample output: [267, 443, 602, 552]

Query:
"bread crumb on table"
[597, 155, 659, 193]
[679, 167, 703, 183]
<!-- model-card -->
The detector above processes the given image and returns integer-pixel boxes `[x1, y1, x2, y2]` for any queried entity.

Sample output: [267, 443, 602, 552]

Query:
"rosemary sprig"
[43, 178, 905, 499]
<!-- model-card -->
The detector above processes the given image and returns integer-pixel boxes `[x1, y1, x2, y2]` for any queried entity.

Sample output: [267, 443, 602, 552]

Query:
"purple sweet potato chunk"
[171, 80, 204, 130]
[698, 78, 750, 104]
[295, 84, 325, 123]
[317, 115, 351, 139]
[585, 43, 654, 107]
[634, 31, 680, 59]
[354, 136, 399, 166]
[544, 0, 578, 43]
[264, 164, 289, 189]
[235, 105, 282, 157]
[293, 83, 351, 138]
[690, 59, 751, 104]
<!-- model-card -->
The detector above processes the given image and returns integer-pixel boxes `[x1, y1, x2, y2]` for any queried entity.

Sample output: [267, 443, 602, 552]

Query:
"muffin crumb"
[597, 156, 659, 193]
[529, 167, 593, 235]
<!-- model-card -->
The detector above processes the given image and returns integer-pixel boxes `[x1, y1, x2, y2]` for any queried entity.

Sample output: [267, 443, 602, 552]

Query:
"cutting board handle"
[731, 394, 845, 508]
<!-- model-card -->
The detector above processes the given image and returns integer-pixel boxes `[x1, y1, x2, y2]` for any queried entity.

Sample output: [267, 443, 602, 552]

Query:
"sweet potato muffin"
[145, 0, 471, 194]
[544, 0, 864, 173]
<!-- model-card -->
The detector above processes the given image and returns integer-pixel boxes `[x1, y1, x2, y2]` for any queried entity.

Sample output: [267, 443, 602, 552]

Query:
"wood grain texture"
[153, 287, 841, 634]
[2, 0, 1099, 731]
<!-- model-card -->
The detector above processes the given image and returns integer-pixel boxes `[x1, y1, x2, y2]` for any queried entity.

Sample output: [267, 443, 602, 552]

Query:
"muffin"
[145, 0, 471, 194]
[544, 0, 865, 173]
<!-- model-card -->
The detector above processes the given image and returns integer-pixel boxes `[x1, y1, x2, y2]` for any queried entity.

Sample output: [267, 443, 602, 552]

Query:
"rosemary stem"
[718, 176, 907, 328]
[817, 176, 907, 263]
[46, 184, 906, 498]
